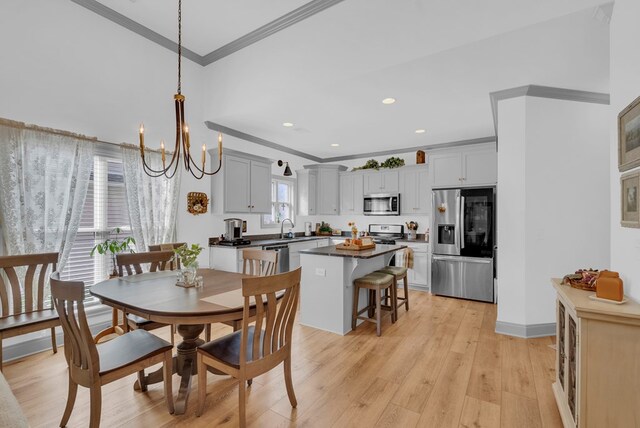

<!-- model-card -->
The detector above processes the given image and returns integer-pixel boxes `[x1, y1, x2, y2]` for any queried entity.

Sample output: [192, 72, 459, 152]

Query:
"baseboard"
[495, 321, 556, 338]
[408, 284, 430, 293]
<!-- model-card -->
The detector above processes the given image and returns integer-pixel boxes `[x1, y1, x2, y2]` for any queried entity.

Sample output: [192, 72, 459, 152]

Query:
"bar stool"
[352, 272, 397, 336]
[377, 265, 409, 314]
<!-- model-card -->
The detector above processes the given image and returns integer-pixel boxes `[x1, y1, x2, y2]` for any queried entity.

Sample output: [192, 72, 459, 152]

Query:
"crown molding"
[201, 0, 345, 65]
[489, 84, 610, 136]
[205, 121, 495, 164]
[70, 0, 344, 66]
[70, 0, 205, 65]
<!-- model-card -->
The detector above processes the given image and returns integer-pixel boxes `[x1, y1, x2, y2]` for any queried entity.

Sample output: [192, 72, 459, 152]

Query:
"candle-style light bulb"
[138, 123, 145, 156]
[202, 144, 206, 166]
[161, 140, 166, 168]
[218, 133, 223, 158]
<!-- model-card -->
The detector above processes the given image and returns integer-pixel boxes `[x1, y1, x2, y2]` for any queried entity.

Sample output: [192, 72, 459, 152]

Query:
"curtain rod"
[0, 117, 166, 154]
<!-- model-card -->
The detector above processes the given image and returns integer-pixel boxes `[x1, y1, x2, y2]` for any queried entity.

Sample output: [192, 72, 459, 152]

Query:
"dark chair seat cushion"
[0, 308, 59, 333]
[126, 313, 154, 327]
[98, 329, 172, 375]
[198, 326, 263, 369]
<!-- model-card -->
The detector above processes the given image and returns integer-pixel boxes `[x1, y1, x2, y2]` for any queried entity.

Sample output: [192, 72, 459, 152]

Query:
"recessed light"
[415, 129, 426, 134]
[331, 144, 340, 147]
[282, 122, 294, 127]
[382, 98, 396, 105]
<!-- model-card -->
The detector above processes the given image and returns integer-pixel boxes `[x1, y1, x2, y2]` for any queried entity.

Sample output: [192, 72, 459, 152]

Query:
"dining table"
[90, 268, 254, 415]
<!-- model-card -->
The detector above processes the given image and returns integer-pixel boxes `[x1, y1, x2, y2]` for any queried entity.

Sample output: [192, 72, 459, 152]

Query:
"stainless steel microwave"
[363, 193, 400, 216]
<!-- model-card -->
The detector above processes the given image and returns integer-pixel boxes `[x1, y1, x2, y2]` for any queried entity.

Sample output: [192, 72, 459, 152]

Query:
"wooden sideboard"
[551, 278, 640, 427]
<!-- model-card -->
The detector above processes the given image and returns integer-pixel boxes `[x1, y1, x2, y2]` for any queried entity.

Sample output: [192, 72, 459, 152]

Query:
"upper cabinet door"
[224, 155, 251, 213]
[363, 170, 399, 194]
[340, 174, 364, 214]
[462, 149, 497, 186]
[249, 160, 272, 213]
[430, 152, 463, 187]
[317, 169, 339, 215]
[340, 174, 354, 213]
[308, 171, 317, 215]
[400, 167, 430, 215]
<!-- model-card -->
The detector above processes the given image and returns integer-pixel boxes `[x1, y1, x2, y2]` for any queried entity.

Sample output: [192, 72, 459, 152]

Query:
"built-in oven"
[363, 193, 400, 216]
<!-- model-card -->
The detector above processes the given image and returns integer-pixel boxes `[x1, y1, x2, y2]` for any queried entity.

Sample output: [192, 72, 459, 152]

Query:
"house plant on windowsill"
[174, 243, 203, 287]
[406, 221, 418, 241]
[90, 227, 136, 278]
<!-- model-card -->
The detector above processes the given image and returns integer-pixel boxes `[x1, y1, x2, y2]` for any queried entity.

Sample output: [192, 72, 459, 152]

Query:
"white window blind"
[61, 144, 132, 299]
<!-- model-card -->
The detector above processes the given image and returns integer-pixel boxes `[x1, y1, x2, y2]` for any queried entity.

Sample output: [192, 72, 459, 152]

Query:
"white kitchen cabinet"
[429, 143, 496, 188]
[395, 242, 430, 291]
[289, 240, 319, 270]
[340, 173, 364, 214]
[296, 169, 317, 216]
[210, 148, 273, 214]
[399, 165, 430, 215]
[463, 148, 497, 186]
[363, 170, 399, 194]
[318, 168, 340, 215]
[299, 164, 346, 216]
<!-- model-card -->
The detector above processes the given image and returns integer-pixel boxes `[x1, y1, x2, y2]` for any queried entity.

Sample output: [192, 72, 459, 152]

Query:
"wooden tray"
[335, 243, 376, 251]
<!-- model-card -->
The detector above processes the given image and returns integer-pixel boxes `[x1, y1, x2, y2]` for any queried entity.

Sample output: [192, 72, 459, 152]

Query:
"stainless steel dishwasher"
[262, 244, 289, 273]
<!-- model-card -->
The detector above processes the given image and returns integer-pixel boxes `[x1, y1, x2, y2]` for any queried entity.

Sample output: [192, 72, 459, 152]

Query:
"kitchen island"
[299, 244, 407, 335]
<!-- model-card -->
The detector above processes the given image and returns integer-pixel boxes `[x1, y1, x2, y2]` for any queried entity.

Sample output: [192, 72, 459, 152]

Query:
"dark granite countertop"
[209, 235, 339, 249]
[299, 244, 407, 259]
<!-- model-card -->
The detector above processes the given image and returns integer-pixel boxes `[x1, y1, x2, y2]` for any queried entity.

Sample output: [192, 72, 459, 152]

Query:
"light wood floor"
[4, 291, 561, 427]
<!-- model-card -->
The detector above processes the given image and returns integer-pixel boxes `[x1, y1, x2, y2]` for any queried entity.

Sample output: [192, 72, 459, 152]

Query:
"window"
[261, 177, 295, 228]
[61, 145, 132, 299]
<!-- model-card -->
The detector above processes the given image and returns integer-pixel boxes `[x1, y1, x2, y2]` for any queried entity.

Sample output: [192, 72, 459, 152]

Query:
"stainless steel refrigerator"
[431, 188, 495, 303]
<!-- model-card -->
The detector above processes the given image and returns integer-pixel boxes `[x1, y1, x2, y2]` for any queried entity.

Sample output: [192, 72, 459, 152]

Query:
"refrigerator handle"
[460, 196, 465, 249]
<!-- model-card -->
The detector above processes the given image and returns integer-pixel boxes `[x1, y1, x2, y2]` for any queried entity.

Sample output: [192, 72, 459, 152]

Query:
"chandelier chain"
[177, 0, 182, 94]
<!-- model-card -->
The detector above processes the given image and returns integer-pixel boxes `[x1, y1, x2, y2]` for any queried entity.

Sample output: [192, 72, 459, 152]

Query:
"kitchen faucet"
[281, 218, 295, 239]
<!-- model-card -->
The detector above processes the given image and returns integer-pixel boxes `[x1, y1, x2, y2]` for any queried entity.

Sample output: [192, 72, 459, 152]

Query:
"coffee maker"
[219, 218, 251, 246]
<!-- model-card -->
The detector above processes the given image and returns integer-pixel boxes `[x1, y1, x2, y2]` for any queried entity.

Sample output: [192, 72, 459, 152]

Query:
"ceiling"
[84, 0, 612, 159]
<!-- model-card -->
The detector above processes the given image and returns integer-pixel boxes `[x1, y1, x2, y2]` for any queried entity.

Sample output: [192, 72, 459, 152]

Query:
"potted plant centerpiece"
[90, 227, 136, 278]
[174, 243, 203, 286]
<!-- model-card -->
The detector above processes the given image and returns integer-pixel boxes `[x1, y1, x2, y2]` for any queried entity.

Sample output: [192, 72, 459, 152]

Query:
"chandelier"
[138, 0, 222, 179]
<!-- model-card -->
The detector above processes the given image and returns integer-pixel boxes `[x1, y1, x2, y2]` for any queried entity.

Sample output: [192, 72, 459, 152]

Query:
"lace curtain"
[0, 122, 94, 271]
[121, 146, 181, 251]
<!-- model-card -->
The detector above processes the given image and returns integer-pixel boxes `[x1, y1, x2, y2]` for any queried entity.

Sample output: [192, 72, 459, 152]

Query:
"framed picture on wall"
[621, 170, 640, 228]
[618, 95, 640, 171]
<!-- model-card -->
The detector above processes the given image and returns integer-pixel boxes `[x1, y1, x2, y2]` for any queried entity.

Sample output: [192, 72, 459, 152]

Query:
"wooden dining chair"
[148, 242, 186, 270]
[0, 252, 59, 371]
[196, 267, 301, 427]
[241, 249, 278, 276]
[94, 251, 177, 345]
[118, 251, 177, 342]
[50, 272, 174, 428]
[204, 249, 279, 341]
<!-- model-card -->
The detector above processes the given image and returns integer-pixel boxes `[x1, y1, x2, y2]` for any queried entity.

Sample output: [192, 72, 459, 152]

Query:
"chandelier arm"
[141, 151, 178, 176]
[163, 154, 181, 179]
[187, 151, 223, 176]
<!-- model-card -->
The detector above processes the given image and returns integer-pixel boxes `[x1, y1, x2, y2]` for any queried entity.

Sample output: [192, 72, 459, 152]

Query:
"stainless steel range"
[368, 224, 404, 244]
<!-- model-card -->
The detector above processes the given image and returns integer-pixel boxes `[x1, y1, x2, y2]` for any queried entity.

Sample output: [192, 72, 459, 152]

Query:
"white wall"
[497, 95, 610, 330]
[496, 97, 528, 325]
[610, 0, 640, 302]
